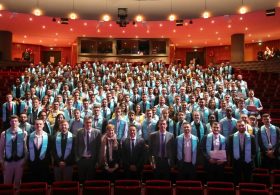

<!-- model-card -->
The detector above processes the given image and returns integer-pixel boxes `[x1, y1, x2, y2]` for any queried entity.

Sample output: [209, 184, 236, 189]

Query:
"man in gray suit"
[149, 119, 175, 179]
[75, 116, 101, 183]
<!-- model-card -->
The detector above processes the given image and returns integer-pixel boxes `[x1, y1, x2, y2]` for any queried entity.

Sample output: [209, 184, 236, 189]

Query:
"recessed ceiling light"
[0, 13, 2, 17]
[82, 34, 86, 37]
[39, 40, 42, 43]
[211, 20, 215, 24]
[42, 25, 46, 29]
[70, 28, 73, 31]
[267, 34, 271, 37]
[109, 23, 112, 27]
[109, 35, 112, 38]
[161, 35, 164, 38]
[189, 40, 192, 43]
[146, 30, 150, 33]
[97, 29, 100, 33]
[218, 37, 221, 40]
[187, 34, 191, 37]
[245, 27, 248, 31]
[83, 22, 87, 26]
[136, 36, 139, 38]
[134, 24, 138, 27]
[22, 40, 25, 43]
[200, 27, 203, 31]
[239, 17, 243, 20]
[248, 34, 252, 37]
[29, 17, 33, 21]
[122, 30, 125, 33]
[55, 33, 58, 36]
[173, 29, 176, 33]
[228, 24, 231, 28]
[159, 23, 163, 27]
[215, 31, 219, 34]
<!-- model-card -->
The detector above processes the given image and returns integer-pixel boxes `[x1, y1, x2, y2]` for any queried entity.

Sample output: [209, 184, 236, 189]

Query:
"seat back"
[52, 187, 79, 195]
[145, 186, 172, 195]
[145, 180, 171, 186]
[176, 180, 202, 187]
[19, 188, 47, 195]
[20, 182, 48, 189]
[84, 180, 110, 187]
[207, 181, 234, 188]
[83, 186, 110, 195]
[207, 187, 235, 195]
[239, 182, 267, 190]
[115, 180, 140, 186]
[176, 186, 203, 195]
[115, 186, 141, 195]
[0, 184, 14, 195]
[240, 189, 269, 195]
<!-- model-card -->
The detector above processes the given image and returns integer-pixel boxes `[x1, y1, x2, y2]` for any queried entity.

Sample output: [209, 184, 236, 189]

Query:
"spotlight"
[239, 6, 248, 14]
[202, 11, 210, 18]
[102, 14, 111, 22]
[32, 8, 42, 16]
[135, 14, 143, 22]
[168, 14, 176, 21]
[69, 12, 78, 20]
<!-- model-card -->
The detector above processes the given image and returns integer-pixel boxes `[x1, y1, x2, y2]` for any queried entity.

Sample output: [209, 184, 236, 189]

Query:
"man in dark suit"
[52, 120, 76, 181]
[27, 118, 52, 182]
[228, 120, 256, 185]
[122, 124, 146, 179]
[149, 119, 175, 179]
[75, 116, 101, 183]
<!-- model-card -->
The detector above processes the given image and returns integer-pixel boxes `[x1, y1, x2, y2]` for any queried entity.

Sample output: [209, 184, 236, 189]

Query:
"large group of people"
[1, 59, 280, 187]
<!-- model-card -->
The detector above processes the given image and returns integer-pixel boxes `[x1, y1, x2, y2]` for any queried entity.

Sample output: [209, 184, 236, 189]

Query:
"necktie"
[68, 109, 72, 118]
[228, 120, 232, 133]
[240, 134, 244, 151]
[131, 139, 135, 153]
[86, 131, 90, 154]
[94, 118, 98, 128]
[160, 133, 165, 158]
[143, 102, 146, 113]
[103, 108, 106, 118]
[9, 103, 12, 112]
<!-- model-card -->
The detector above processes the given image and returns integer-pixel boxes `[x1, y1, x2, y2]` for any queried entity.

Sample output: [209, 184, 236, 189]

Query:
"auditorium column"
[0, 31, 12, 61]
[231, 33, 244, 62]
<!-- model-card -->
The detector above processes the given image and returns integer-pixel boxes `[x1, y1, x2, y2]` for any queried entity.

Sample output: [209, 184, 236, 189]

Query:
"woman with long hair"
[52, 113, 65, 135]
[99, 124, 120, 181]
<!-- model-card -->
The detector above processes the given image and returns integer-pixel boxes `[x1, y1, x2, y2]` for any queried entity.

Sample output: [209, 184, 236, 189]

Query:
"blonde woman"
[99, 124, 120, 181]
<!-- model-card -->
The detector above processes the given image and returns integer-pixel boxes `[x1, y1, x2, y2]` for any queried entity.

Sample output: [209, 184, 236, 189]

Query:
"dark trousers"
[77, 158, 95, 183]
[261, 155, 279, 170]
[205, 162, 225, 181]
[233, 160, 253, 185]
[155, 158, 171, 180]
[177, 161, 196, 180]
[29, 161, 50, 183]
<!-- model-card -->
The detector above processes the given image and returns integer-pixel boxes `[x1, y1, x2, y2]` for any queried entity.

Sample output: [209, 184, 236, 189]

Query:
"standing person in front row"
[99, 124, 120, 181]
[75, 116, 101, 183]
[0, 115, 27, 187]
[52, 120, 76, 181]
[149, 119, 175, 180]
[228, 120, 256, 185]
[176, 122, 198, 180]
[258, 113, 280, 170]
[201, 122, 227, 181]
[27, 118, 52, 182]
[122, 124, 146, 179]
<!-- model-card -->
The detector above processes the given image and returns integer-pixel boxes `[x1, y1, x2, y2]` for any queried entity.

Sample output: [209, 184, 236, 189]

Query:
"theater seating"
[83, 180, 110, 195]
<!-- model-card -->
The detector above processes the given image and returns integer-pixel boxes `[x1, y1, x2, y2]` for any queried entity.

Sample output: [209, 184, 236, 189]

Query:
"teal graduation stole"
[5, 128, 24, 159]
[206, 133, 226, 156]
[56, 132, 73, 159]
[29, 131, 48, 161]
[233, 132, 251, 163]
[191, 121, 205, 140]
[176, 134, 198, 165]
[260, 125, 277, 149]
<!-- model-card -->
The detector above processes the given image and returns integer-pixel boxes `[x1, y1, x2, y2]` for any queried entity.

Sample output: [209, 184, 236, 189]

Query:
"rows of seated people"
[1, 60, 280, 188]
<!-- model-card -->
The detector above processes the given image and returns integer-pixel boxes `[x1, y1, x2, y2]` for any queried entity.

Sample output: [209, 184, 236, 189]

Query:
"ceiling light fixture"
[0, 4, 4, 10]
[101, 0, 110, 21]
[168, 0, 176, 21]
[202, 0, 211, 18]
[69, 0, 78, 19]
[135, 0, 144, 22]
[32, 0, 42, 16]
[239, 0, 248, 14]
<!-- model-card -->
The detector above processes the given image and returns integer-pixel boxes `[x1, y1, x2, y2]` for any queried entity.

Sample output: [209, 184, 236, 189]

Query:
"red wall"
[12, 43, 72, 65]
